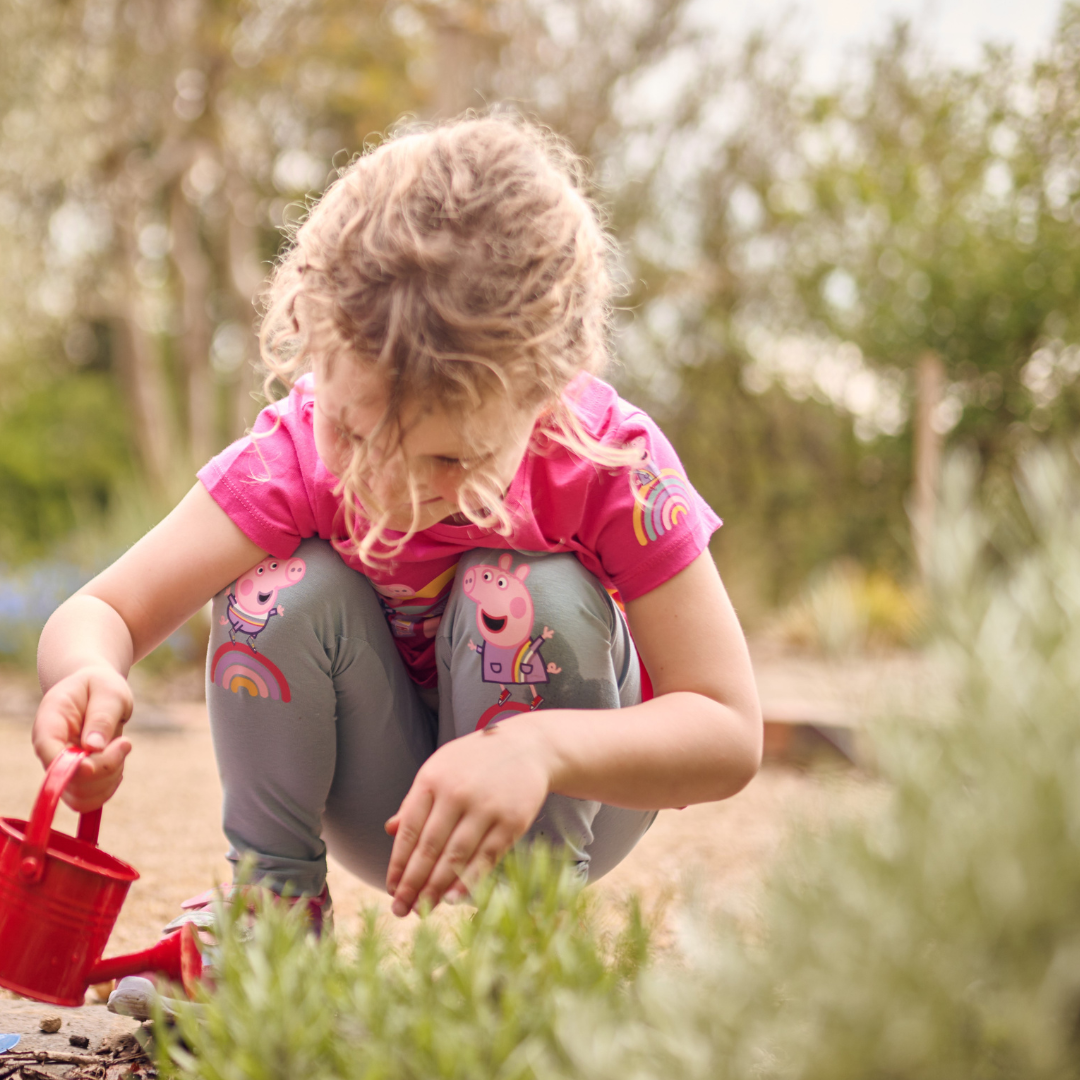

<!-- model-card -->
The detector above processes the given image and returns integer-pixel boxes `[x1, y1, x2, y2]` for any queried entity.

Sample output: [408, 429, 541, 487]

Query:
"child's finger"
[457, 824, 514, 894]
[414, 816, 491, 912]
[384, 814, 400, 836]
[389, 803, 464, 917]
[32, 727, 75, 770]
[33, 693, 87, 768]
[65, 738, 132, 812]
[385, 790, 434, 895]
[82, 682, 133, 753]
[80, 737, 131, 780]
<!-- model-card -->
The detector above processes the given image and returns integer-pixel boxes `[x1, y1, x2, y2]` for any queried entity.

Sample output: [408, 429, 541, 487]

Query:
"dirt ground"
[0, 643, 936, 1058]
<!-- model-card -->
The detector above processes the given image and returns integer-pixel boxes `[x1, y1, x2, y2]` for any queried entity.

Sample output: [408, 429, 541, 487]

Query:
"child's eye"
[337, 425, 363, 446]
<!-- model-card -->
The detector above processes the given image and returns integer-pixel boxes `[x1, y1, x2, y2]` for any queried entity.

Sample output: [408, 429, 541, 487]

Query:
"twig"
[0, 1049, 148, 1075]
[34, 1051, 101, 1066]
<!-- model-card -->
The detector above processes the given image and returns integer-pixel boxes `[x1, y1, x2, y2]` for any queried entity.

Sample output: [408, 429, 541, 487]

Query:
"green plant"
[774, 559, 922, 655]
[553, 448, 1080, 1080]
[156, 847, 652, 1080]
[160, 447, 1080, 1079]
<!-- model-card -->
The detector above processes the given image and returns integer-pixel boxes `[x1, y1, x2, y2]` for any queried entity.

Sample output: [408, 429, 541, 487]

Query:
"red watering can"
[0, 747, 203, 1007]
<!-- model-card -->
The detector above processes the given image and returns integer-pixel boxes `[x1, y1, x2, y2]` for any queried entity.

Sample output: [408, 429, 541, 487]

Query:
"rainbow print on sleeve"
[211, 641, 292, 702]
[631, 465, 692, 546]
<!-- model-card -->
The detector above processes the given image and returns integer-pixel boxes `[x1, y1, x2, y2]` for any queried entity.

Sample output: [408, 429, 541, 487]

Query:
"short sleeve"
[196, 386, 320, 558]
[578, 411, 721, 602]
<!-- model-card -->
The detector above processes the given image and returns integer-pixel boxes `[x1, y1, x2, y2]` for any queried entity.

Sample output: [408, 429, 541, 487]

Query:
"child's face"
[313, 359, 543, 532]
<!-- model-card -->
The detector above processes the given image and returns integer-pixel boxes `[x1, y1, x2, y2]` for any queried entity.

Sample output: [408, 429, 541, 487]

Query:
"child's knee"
[437, 549, 639, 738]
[208, 539, 390, 696]
[213, 540, 379, 638]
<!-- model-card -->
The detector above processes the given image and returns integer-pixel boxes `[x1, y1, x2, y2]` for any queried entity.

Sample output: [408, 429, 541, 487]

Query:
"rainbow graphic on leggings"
[210, 642, 292, 702]
[631, 467, 691, 546]
[510, 640, 540, 681]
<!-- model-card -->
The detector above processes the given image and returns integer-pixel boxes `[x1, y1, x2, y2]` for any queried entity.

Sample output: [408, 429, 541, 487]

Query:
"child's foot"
[108, 976, 190, 1021]
[162, 883, 334, 937]
[107, 883, 332, 1021]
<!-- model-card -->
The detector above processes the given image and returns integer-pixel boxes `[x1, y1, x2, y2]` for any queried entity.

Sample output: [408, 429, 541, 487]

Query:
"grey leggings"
[206, 540, 656, 897]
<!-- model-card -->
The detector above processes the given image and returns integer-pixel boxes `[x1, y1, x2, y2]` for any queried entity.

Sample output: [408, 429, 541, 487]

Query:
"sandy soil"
[0, 643, 927, 1055]
[0, 643, 921, 943]
[0, 710, 872, 950]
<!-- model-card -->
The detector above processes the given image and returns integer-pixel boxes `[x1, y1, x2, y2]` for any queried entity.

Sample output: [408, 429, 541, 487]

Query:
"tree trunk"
[431, 11, 490, 117]
[170, 184, 215, 466]
[912, 350, 945, 581]
[226, 201, 264, 439]
[110, 304, 174, 493]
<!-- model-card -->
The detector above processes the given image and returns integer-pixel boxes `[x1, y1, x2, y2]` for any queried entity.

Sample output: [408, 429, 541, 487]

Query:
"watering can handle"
[19, 747, 103, 885]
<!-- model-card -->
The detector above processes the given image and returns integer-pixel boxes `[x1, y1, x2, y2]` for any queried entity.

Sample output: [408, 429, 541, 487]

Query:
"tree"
[0, 0, 423, 489]
[592, 7, 1080, 604]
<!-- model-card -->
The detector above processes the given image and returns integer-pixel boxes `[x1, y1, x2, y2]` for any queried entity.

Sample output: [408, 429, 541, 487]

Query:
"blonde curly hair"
[258, 113, 633, 564]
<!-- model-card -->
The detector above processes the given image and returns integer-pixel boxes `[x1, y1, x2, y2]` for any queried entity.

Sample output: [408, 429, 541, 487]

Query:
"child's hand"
[384, 719, 553, 916]
[31, 665, 133, 812]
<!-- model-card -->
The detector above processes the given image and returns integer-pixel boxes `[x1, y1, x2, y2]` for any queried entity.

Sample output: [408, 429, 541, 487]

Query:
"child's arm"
[385, 550, 761, 915]
[34, 483, 266, 810]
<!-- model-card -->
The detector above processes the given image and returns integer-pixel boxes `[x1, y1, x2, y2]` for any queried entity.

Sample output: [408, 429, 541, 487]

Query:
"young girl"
[32, 117, 761, 941]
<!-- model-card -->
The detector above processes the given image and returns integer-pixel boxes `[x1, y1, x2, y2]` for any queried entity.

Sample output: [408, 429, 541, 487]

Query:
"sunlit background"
[1, 0, 1078, 660]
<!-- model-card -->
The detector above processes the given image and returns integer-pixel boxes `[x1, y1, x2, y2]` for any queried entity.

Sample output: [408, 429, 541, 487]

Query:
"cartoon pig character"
[221, 556, 306, 651]
[464, 553, 561, 709]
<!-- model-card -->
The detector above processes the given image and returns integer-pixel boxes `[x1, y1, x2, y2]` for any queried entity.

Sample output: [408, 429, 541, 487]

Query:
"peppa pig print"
[221, 556, 306, 651]
[464, 553, 562, 715]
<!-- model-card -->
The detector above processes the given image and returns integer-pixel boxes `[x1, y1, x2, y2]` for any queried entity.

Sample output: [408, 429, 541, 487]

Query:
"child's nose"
[430, 474, 460, 504]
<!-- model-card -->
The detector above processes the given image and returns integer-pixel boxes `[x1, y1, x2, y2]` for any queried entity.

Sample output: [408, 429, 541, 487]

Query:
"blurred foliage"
[0, 366, 132, 562]
[773, 559, 923, 655]
[667, 358, 913, 614]
[0, 0, 425, 487]
[606, 4, 1080, 608]
[6, 0, 1080, 615]
[156, 845, 653, 1080]
[158, 445, 1080, 1077]
[557, 445, 1080, 1079]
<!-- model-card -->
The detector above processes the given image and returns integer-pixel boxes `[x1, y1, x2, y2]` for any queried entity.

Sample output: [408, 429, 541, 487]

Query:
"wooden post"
[912, 350, 945, 581]
[170, 184, 215, 467]
[430, 7, 490, 118]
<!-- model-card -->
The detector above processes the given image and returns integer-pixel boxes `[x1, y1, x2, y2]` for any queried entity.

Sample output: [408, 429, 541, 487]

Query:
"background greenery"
[3, 0, 1080, 639]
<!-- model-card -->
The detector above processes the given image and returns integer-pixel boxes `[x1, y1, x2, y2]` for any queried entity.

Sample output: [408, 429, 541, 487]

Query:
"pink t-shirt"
[198, 374, 721, 687]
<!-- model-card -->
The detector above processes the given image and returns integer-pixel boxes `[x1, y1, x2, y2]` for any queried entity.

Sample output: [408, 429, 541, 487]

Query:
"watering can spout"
[87, 922, 205, 998]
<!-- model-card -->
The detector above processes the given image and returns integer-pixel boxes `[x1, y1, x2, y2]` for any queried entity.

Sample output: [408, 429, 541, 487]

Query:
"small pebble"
[39, 1015, 61, 1034]
[69, 1033, 90, 1048]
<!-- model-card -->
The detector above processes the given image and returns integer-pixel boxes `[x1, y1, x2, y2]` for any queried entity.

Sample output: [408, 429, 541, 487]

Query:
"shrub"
[555, 449, 1080, 1079]
[773, 559, 923, 655]
[156, 847, 651, 1080]
[160, 447, 1080, 1079]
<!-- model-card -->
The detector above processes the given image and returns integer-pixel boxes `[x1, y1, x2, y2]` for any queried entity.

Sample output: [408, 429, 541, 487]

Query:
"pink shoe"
[108, 883, 333, 1021]
[165, 883, 334, 937]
